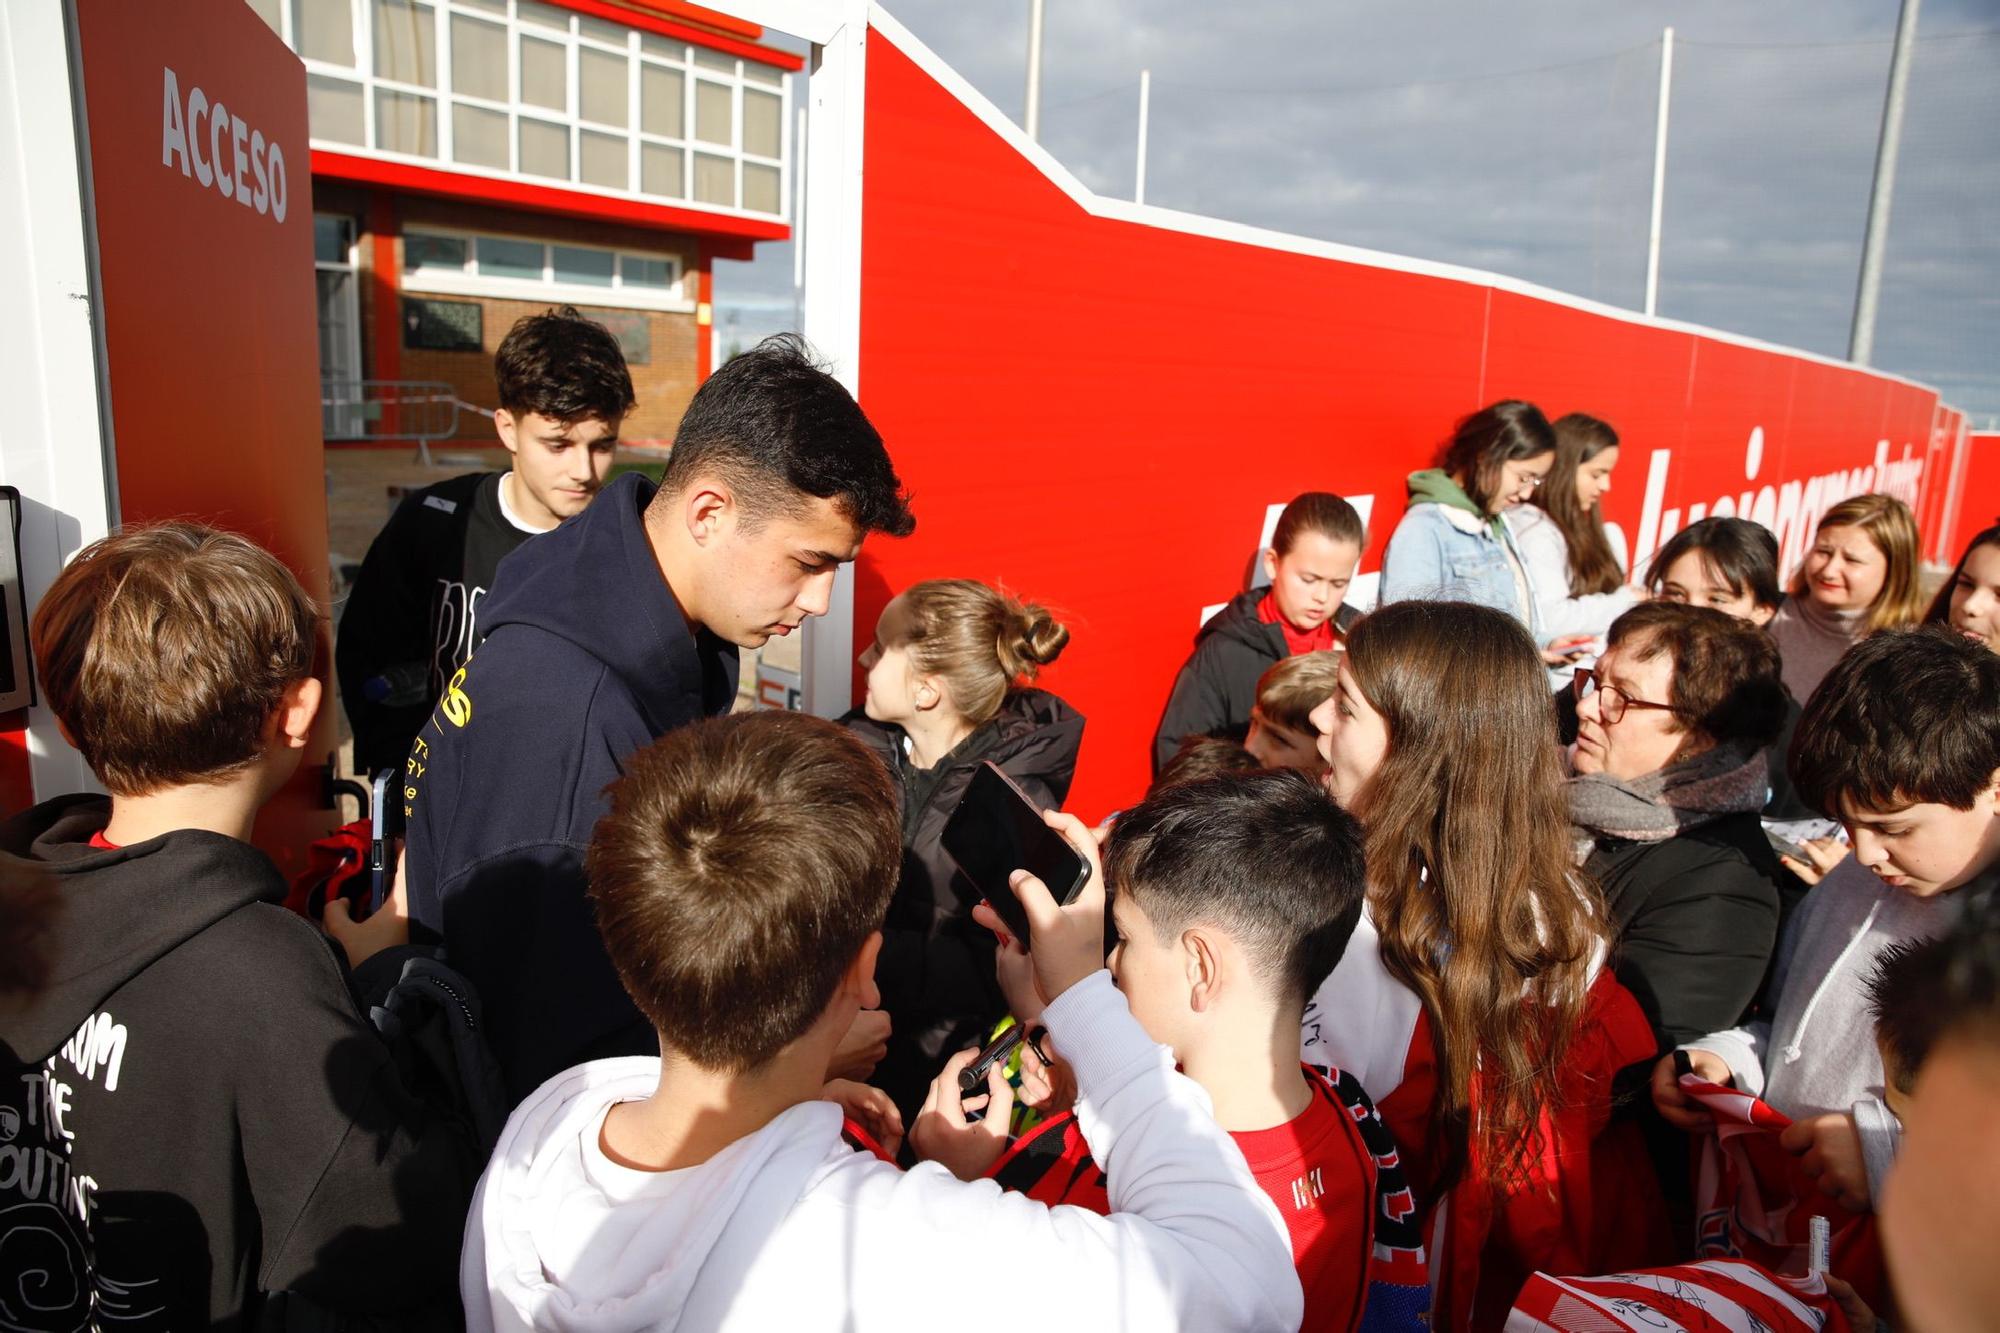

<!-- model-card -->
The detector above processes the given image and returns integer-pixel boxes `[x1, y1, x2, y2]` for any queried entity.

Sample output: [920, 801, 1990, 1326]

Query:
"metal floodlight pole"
[1644, 26, 1674, 318]
[1135, 68, 1151, 203]
[1851, 0, 1921, 366]
[1024, 0, 1044, 141]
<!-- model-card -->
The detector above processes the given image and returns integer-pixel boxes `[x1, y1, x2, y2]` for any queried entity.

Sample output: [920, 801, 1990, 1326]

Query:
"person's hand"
[1781, 1112, 1871, 1212]
[969, 809, 1108, 1009]
[1541, 634, 1597, 665]
[1779, 836, 1849, 886]
[821, 1078, 905, 1158]
[1015, 1030, 1076, 1116]
[988, 929, 1046, 1028]
[1824, 1276, 1878, 1333]
[910, 1047, 1017, 1182]
[323, 845, 410, 970]
[827, 1008, 892, 1082]
[1651, 1049, 1734, 1132]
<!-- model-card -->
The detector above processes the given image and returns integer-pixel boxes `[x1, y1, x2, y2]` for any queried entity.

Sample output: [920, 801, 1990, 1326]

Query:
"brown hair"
[31, 523, 320, 795]
[1604, 602, 1789, 752]
[1792, 494, 1927, 634]
[587, 711, 901, 1072]
[1531, 414, 1625, 596]
[1150, 736, 1258, 794]
[894, 579, 1069, 726]
[1342, 600, 1604, 1192]
[1255, 650, 1344, 735]
[1271, 492, 1366, 556]
[1439, 400, 1557, 513]
[1927, 523, 2000, 627]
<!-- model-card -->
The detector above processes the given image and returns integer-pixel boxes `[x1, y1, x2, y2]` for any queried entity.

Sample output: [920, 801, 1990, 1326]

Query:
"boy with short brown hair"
[0, 523, 482, 1328]
[1246, 650, 1343, 774]
[460, 710, 1302, 1331]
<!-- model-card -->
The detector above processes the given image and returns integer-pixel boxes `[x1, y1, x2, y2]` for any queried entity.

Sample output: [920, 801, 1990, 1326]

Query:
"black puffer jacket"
[1151, 589, 1361, 772]
[1585, 810, 1789, 1048]
[843, 688, 1085, 1118]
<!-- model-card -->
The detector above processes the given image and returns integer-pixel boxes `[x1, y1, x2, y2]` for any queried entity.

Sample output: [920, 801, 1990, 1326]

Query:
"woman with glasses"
[1570, 601, 1792, 1050]
[1379, 401, 1570, 655]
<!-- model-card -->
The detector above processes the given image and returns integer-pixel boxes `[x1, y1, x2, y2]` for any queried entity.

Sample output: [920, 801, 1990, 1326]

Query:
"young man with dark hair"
[913, 770, 1429, 1332]
[1652, 625, 2000, 1213]
[404, 334, 915, 1100]
[460, 711, 1301, 1331]
[1879, 887, 2000, 1333]
[0, 524, 483, 1327]
[338, 305, 635, 774]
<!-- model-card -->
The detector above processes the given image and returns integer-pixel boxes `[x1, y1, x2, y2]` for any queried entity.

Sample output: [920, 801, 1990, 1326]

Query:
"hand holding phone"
[943, 763, 1091, 942]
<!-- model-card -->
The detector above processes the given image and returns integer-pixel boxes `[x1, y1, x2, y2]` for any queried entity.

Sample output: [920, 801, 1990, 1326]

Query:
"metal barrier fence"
[321, 379, 496, 464]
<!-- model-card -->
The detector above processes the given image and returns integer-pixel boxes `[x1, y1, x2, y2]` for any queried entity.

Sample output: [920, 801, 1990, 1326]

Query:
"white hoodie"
[463, 972, 1303, 1332]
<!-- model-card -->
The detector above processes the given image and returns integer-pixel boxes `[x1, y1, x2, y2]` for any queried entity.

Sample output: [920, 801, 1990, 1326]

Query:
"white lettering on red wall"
[159, 66, 286, 221]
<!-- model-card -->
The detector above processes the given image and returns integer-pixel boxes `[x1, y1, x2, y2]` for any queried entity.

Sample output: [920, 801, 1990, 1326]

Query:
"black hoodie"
[843, 689, 1085, 1118]
[0, 796, 479, 1329]
[401, 471, 739, 1102]
[1150, 589, 1361, 771]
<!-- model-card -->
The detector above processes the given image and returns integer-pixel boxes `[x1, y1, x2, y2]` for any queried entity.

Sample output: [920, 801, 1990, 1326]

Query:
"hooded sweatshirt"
[1682, 856, 1974, 1202]
[0, 796, 480, 1328]
[461, 972, 1303, 1332]
[1152, 588, 1362, 772]
[843, 689, 1086, 1117]
[403, 472, 739, 1101]
[1378, 471, 1539, 632]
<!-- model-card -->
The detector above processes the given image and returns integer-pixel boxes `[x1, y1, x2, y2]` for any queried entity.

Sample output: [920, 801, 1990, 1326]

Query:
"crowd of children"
[0, 318, 1994, 1333]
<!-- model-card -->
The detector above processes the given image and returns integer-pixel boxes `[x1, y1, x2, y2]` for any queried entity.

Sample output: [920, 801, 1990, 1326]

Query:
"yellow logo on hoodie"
[441, 667, 473, 728]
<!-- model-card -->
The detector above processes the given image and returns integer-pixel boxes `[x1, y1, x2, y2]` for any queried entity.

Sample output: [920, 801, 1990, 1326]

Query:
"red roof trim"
[543, 0, 804, 69]
[310, 150, 791, 242]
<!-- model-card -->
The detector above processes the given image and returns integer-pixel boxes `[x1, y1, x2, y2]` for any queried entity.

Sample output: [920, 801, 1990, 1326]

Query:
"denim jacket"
[1378, 501, 1542, 637]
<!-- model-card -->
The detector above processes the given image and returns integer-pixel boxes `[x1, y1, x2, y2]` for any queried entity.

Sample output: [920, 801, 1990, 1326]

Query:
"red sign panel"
[72, 0, 333, 869]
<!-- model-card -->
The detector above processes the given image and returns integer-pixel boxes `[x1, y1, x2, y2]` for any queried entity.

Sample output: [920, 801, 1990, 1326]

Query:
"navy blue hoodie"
[401, 472, 739, 1100]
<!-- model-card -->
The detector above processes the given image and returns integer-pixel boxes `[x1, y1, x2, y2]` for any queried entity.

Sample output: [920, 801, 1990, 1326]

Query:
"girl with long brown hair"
[1303, 599, 1663, 1328]
[1508, 413, 1637, 667]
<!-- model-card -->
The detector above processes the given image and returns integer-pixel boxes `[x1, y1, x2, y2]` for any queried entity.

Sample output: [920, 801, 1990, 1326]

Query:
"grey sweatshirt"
[1683, 857, 1969, 1202]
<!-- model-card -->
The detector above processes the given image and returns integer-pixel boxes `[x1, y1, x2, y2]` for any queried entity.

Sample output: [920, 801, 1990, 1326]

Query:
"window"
[400, 227, 687, 311]
[314, 215, 363, 438]
[280, 1, 789, 217]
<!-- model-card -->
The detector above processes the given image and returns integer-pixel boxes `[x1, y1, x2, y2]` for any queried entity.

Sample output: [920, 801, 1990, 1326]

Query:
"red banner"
[854, 22, 1959, 817]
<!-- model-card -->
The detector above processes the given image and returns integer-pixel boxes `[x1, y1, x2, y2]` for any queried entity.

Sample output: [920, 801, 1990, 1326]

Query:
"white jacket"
[1505, 505, 1636, 647]
[462, 972, 1303, 1332]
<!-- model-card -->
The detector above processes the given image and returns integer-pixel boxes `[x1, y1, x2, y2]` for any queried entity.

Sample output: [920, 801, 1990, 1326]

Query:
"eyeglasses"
[1572, 667, 1678, 725]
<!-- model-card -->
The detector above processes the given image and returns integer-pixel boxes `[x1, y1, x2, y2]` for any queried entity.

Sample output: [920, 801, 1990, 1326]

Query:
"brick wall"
[315, 183, 709, 448]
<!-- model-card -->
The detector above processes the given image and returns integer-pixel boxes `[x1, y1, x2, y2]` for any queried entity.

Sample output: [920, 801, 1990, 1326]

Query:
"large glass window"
[283, 1, 788, 216]
[402, 227, 686, 308]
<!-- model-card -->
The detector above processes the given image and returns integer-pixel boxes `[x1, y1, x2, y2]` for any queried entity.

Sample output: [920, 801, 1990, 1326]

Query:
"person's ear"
[911, 674, 944, 714]
[270, 677, 322, 750]
[847, 931, 884, 1011]
[1185, 928, 1220, 1014]
[1750, 602, 1777, 627]
[1261, 548, 1280, 586]
[494, 408, 520, 457]
[683, 479, 733, 547]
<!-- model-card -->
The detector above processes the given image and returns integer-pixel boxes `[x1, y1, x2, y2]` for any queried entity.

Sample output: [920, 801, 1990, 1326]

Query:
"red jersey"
[987, 1064, 1429, 1332]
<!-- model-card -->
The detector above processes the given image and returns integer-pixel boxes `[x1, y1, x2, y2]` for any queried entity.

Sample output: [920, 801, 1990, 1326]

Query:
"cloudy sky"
[713, 1, 1998, 420]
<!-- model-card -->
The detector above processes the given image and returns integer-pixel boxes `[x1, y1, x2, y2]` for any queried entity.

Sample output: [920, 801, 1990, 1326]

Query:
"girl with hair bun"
[844, 579, 1085, 1118]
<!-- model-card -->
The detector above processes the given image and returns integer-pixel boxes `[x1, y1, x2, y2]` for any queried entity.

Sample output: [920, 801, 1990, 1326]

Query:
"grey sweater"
[1767, 596, 1865, 705]
[1683, 857, 1969, 1201]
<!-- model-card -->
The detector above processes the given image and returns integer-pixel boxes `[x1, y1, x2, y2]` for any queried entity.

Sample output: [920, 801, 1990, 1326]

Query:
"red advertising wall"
[1951, 432, 2000, 551]
[69, 0, 334, 870]
[853, 23, 1959, 818]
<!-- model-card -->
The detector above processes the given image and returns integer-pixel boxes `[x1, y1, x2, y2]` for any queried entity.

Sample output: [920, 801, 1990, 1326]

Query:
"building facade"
[250, 0, 796, 446]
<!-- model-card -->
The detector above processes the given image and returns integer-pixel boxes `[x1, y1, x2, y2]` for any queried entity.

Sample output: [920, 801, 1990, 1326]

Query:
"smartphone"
[368, 769, 405, 914]
[941, 761, 1090, 942]
[1765, 829, 1814, 864]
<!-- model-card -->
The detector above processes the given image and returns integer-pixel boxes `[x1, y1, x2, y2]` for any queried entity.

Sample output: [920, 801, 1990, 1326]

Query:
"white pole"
[1024, 0, 1044, 141]
[1851, 0, 1921, 365]
[1134, 68, 1150, 204]
[1644, 26, 1673, 318]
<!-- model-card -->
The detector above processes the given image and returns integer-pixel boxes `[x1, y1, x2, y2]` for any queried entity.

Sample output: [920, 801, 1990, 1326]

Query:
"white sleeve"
[1517, 516, 1638, 643]
[1681, 1018, 1772, 1097]
[860, 972, 1303, 1332]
